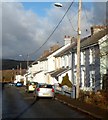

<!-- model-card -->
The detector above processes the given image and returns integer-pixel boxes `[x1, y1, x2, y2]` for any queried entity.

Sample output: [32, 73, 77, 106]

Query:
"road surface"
[2, 84, 92, 119]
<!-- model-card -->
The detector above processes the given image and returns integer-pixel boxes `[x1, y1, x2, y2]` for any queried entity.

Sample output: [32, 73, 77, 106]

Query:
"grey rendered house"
[72, 26, 108, 91]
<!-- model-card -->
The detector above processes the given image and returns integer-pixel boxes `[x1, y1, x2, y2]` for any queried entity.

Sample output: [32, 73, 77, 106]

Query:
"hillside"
[1, 59, 34, 70]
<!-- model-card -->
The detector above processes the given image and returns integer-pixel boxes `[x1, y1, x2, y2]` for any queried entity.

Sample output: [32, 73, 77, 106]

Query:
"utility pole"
[76, 0, 82, 99]
[17, 65, 19, 75]
[19, 54, 22, 76]
[26, 54, 29, 85]
[20, 62, 22, 75]
[27, 54, 29, 70]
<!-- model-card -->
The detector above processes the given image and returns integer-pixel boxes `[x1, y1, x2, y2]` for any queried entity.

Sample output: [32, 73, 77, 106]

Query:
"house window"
[73, 71, 77, 85]
[55, 57, 58, 69]
[89, 48, 95, 64]
[81, 68, 85, 87]
[75, 53, 77, 65]
[65, 55, 69, 67]
[62, 56, 65, 68]
[56, 57, 60, 69]
[89, 71, 95, 87]
[64, 56, 67, 67]
[68, 54, 71, 68]
[60, 57, 62, 68]
[81, 51, 85, 65]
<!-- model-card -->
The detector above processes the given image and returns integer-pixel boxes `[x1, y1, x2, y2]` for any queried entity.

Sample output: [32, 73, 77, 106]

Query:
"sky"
[1, 0, 107, 61]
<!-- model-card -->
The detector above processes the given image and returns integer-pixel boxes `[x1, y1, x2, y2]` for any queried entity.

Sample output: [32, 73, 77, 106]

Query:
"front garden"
[79, 90, 108, 110]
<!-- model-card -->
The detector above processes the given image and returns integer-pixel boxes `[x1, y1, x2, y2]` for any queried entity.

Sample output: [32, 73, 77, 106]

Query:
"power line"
[82, 3, 91, 31]
[65, 11, 77, 32]
[29, 1, 75, 59]
[62, 2, 78, 32]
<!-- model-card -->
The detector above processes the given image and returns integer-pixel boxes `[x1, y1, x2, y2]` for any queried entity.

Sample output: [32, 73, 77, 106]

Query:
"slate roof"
[54, 42, 77, 57]
[33, 70, 43, 76]
[36, 46, 62, 62]
[78, 27, 108, 49]
[54, 27, 108, 57]
[50, 68, 70, 77]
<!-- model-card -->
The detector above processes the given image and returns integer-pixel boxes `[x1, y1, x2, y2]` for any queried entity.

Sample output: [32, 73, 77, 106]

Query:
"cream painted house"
[14, 75, 24, 84]
[46, 43, 70, 84]
[32, 60, 48, 83]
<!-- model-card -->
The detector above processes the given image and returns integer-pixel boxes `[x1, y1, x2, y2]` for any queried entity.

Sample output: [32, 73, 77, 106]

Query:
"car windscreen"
[30, 82, 36, 85]
[39, 84, 52, 88]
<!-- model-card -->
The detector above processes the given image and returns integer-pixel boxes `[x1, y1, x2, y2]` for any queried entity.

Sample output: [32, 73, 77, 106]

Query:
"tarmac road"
[2, 84, 92, 119]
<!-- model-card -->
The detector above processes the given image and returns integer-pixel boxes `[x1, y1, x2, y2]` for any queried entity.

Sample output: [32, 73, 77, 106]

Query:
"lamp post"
[54, 1, 82, 99]
[19, 54, 29, 85]
[19, 54, 22, 75]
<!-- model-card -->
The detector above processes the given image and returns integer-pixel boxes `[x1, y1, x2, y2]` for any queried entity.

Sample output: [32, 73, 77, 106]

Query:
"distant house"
[31, 44, 60, 84]
[32, 56, 49, 84]
[14, 75, 23, 83]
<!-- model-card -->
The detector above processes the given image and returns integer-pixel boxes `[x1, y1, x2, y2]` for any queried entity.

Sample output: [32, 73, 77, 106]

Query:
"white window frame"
[89, 48, 95, 64]
[75, 53, 77, 65]
[62, 56, 65, 67]
[89, 71, 95, 87]
[81, 51, 85, 65]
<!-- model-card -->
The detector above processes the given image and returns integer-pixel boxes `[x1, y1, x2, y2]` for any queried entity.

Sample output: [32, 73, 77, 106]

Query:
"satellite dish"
[54, 3, 63, 7]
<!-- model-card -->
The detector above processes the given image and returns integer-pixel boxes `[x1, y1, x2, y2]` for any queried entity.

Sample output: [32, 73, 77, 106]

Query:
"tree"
[61, 73, 72, 88]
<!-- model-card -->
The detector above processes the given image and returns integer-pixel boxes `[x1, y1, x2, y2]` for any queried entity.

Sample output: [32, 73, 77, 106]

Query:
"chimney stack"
[64, 35, 72, 45]
[42, 50, 50, 57]
[50, 44, 59, 52]
[64, 35, 76, 45]
[91, 25, 107, 35]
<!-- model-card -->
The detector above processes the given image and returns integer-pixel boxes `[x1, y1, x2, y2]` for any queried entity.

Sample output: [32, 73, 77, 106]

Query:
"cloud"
[92, 2, 107, 25]
[2, 2, 106, 60]
[2, 2, 49, 60]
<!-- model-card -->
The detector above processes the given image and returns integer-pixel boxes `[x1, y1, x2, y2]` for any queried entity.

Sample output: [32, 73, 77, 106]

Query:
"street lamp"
[54, 3, 63, 7]
[54, 1, 82, 99]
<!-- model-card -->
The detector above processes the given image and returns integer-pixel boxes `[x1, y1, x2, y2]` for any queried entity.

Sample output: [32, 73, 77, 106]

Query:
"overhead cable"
[29, 0, 75, 59]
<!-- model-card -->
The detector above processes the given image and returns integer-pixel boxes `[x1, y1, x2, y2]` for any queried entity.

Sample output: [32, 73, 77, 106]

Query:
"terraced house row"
[16, 25, 108, 93]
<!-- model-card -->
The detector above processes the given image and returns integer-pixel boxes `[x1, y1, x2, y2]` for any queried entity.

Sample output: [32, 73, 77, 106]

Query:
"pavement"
[55, 93, 108, 120]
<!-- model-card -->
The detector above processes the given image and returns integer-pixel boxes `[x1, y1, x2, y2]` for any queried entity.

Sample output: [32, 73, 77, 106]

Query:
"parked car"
[26, 82, 37, 93]
[16, 82, 23, 87]
[33, 83, 55, 100]
[8, 82, 15, 86]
